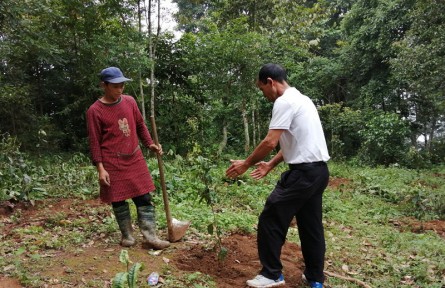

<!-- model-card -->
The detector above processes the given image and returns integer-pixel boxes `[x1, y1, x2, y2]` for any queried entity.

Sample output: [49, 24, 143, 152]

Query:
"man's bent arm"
[267, 150, 284, 169]
[245, 129, 284, 167]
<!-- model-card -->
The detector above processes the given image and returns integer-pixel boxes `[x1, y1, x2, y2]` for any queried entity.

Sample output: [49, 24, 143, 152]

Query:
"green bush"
[0, 134, 97, 202]
[0, 134, 34, 201]
[358, 112, 410, 166]
[429, 140, 445, 164]
[401, 146, 431, 169]
[318, 103, 364, 159]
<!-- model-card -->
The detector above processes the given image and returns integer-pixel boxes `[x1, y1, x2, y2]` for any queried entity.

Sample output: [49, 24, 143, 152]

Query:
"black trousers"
[258, 162, 329, 283]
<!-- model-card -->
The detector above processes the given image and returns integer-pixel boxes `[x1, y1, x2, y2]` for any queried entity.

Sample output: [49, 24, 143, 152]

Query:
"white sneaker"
[246, 274, 285, 288]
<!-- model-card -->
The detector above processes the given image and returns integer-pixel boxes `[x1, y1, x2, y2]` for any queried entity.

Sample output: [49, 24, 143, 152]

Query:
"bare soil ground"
[0, 198, 305, 287]
[176, 233, 305, 287]
[1, 178, 444, 287]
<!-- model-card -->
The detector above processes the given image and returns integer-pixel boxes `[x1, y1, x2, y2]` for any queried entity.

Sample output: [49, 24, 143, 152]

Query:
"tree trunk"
[256, 109, 261, 146]
[428, 116, 437, 152]
[252, 109, 256, 147]
[137, 0, 146, 120]
[243, 98, 250, 152]
[148, 0, 154, 117]
[218, 121, 228, 156]
[148, 0, 161, 118]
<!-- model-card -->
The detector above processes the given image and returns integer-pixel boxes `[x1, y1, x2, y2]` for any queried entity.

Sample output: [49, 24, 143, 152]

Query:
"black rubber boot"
[112, 203, 136, 247]
[137, 205, 170, 250]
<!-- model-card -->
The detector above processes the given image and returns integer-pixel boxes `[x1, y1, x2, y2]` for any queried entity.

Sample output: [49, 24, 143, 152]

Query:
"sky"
[140, 0, 181, 39]
[159, 0, 180, 36]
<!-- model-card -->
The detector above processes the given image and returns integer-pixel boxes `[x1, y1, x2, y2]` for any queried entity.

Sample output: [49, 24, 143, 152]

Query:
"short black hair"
[258, 63, 287, 84]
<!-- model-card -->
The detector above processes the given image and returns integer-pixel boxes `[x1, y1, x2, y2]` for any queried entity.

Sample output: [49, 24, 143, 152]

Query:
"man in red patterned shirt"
[86, 67, 169, 250]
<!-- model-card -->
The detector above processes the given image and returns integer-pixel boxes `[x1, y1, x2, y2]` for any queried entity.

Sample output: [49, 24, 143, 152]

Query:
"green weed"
[1, 156, 444, 287]
[112, 250, 143, 288]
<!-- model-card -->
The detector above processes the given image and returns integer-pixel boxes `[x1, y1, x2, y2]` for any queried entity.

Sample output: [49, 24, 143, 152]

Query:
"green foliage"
[185, 154, 229, 261]
[0, 137, 97, 201]
[112, 250, 143, 288]
[0, 134, 35, 202]
[318, 105, 417, 167]
[358, 112, 410, 166]
[1, 157, 444, 287]
[1, 0, 444, 166]
[339, 0, 414, 108]
[113, 272, 129, 288]
[318, 103, 364, 159]
[0, 85, 38, 151]
[401, 146, 432, 169]
[390, 0, 445, 149]
[429, 140, 445, 164]
[346, 165, 445, 220]
[0, 0, 148, 152]
[163, 271, 216, 288]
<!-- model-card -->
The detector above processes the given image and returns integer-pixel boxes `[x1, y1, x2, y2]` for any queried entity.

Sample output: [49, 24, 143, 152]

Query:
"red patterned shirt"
[86, 95, 156, 203]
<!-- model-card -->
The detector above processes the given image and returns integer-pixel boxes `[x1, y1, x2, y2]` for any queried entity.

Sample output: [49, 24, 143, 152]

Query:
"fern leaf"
[128, 262, 143, 288]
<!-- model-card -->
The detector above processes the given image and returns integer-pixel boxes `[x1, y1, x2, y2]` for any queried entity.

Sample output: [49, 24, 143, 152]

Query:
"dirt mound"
[176, 233, 305, 287]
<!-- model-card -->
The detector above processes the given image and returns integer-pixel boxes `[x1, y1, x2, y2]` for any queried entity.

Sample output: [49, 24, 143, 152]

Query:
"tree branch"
[325, 270, 373, 288]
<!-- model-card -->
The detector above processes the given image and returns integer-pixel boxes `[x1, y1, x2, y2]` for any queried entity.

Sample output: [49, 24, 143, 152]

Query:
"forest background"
[1, 1, 445, 287]
[1, 0, 444, 168]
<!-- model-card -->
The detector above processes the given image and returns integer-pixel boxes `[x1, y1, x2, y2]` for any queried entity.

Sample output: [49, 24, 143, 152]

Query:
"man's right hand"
[250, 161, 272, 180]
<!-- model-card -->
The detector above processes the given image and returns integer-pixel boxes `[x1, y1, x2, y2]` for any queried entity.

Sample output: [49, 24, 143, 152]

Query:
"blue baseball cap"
[100, 67, 132, 83]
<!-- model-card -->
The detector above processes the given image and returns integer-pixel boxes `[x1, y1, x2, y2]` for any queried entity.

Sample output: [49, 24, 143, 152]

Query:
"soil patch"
[391, 217, 445, 239]
[328, 177, 351, 190]
[176, 233, 305, 287]
[0, 276, 22, 288]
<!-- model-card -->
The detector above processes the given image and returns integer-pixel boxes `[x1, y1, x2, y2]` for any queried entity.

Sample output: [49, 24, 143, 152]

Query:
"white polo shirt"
[269, 87, 330, 164]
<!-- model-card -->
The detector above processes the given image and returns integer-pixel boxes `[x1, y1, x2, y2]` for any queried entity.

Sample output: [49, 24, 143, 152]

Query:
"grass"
[159, 157, 445, 287]
[0, 153, 444, 287]
[323, 188, 444, 287]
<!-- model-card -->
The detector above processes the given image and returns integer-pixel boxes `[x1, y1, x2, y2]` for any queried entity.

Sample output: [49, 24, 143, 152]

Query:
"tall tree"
[147, 0, 162, 119]
[338, 0, 414, 110]
[390, 0, 445, 150]
[186, 21, 269, 154]
[0, 0, 146, 150]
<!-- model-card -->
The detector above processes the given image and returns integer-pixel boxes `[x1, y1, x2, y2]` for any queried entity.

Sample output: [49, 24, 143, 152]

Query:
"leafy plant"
[188, 155, 229, 262]
[358, 112, 410, 166]
[0, 134, 34, 202]
[112, 250, 143, 288]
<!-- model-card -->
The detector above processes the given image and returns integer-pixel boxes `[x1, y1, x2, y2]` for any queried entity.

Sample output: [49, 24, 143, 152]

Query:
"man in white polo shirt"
[226, 63, 330, 288]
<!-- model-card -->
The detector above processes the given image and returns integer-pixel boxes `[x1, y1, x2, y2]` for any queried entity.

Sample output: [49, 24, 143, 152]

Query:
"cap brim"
[107, 77, 132, 83]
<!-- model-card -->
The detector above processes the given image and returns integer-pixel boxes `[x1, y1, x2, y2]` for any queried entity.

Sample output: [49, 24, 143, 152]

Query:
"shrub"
[358, 112, 410, 166]
[318, 103, 364, 160]
[0, 134, 33, 201]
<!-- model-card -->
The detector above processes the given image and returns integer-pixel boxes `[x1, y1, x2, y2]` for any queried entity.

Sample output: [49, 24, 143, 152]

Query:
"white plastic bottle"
[147, 272, 159, 286]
